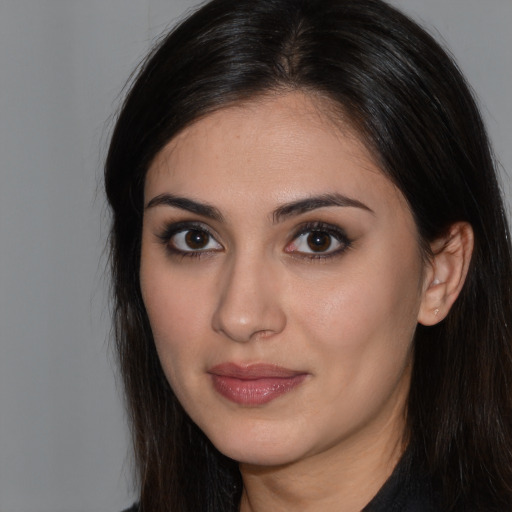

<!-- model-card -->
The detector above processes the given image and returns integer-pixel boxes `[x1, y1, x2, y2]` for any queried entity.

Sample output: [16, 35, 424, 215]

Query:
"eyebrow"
[272, 193, 374, 223]
[145, 193, 224, 221]
[145, 192, 373, 223]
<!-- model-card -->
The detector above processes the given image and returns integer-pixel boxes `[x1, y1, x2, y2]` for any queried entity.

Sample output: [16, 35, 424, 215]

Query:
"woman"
[105, 0, 512, 510]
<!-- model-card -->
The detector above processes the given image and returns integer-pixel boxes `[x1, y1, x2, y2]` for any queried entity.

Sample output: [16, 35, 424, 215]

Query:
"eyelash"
[156, 220, 352, 260]
[157, 221, 220, 259]
[286, 221, 352, 260]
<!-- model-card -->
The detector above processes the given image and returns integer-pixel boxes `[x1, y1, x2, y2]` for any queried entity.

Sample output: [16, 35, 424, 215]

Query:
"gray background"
[0, 1, 510, 511]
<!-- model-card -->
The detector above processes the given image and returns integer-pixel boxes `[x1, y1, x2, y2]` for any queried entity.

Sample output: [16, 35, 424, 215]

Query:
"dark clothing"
[363, 449, 440, 511]
[122, 449, 440, 511]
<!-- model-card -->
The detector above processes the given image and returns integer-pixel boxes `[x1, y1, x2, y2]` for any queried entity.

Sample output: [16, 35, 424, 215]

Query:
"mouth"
[207, 362, 308, 406]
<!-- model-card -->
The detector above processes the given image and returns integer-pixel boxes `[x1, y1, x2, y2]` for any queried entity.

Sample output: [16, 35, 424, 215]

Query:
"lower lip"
[210, 374, 307, 406]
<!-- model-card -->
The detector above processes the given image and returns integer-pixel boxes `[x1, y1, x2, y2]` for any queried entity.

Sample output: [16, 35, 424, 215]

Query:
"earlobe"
[417, 222, 474, 326]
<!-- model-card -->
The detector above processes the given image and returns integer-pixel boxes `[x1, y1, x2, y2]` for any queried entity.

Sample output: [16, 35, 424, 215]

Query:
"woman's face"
[140, 93, 430, 468]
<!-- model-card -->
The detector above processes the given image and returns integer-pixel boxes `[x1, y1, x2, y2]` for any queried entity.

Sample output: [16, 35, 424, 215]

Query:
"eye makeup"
[155, 218, 353, 262]
[156, 220, 223, 259]
[285, 221, 352, 260]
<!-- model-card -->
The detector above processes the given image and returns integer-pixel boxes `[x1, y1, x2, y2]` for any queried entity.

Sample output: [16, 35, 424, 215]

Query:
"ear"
[418, 222, 474, 326]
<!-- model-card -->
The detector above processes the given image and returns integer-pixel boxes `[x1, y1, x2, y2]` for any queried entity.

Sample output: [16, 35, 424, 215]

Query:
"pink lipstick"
[208, 363, 307, 406]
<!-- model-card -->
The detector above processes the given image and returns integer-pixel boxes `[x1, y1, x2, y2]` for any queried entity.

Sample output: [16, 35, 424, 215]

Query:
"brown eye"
[185, 229, 210, 249]
[306, 231, 332, 252]
[170, 228, 223, 253]
[285, 224, 349, 258]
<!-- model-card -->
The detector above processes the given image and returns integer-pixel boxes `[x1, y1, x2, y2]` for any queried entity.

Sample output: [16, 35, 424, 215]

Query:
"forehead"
[144, 92, 407, 218]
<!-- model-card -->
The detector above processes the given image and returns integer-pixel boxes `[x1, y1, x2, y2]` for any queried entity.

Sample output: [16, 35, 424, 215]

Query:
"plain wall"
[0, 1, 510, 511]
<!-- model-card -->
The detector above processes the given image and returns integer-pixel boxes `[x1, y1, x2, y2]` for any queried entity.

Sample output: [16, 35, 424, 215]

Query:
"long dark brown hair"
[105, 0, 512, 510]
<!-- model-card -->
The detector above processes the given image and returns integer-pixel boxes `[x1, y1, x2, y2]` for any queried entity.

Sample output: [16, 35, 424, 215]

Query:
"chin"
[217, 441, 300, 467]
[203, 419, 309, 467]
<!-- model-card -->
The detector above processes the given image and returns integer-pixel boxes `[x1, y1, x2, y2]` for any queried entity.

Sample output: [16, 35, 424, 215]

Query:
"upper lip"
[208, 362, 306, 380]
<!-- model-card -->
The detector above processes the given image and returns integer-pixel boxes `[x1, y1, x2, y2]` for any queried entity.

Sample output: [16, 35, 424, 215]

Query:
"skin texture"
[139, 92, 471, 511]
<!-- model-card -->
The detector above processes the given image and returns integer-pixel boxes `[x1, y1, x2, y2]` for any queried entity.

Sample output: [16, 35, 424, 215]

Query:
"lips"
[208, 363, 308, 406]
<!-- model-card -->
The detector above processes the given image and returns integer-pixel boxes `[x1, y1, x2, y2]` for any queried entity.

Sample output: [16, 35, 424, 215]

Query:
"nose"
[211, 254, 287, 343]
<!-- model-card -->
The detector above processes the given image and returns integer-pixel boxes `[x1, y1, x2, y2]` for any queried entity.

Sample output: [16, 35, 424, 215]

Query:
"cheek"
[139, 248, 212, 385]
[141, 273, 213, 410]
[290, 248, 423, 371]
[140, 228, 213, 336]
[141, 271, 206, 345]
[290, 259, 420, 429]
